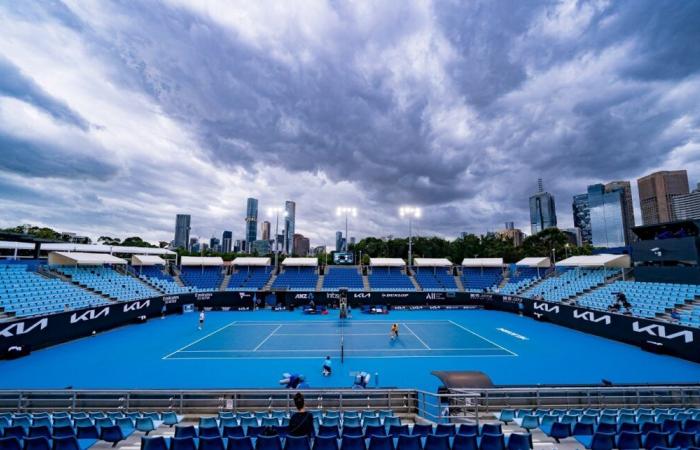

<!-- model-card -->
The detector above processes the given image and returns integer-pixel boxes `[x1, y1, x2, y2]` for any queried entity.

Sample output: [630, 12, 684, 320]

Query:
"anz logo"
[633, 322, 694, 343]
[573, 310, 611, 325]
[533, 302, 559, 313]
[123, 300, 151, 312]
[0, 318, 49, 338]
[70, 307, 110, 323]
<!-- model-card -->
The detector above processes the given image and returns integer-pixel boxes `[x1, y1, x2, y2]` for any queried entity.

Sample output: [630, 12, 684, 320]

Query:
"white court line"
[165, 353, 516, 360]
[401, 323, 431, 350]
[448, 320, 518, 356]
[232, 320, 452, 325]
[253, 324, 283, 351]
[274, 333, 387, 336]
[178, 347, 502, 353]
[162, 321, 238, 360]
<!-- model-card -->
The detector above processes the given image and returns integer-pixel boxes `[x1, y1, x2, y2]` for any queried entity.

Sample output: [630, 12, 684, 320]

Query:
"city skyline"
[1, 2, 699, 245]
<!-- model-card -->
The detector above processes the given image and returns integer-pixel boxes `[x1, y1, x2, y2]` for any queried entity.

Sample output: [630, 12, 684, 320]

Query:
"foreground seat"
[200, 437, 226, 450]
[368, 435, 394, 450]
[0, 438, 20, 450]
[142, 436, 169, 450]
[480, 433, 505, 450]
[506, 433, 531, 450]
[284, 436, 311, 450]
[312, 436, 339, 450]
[171, 437, 197, 450]
[341, 435, 366, 450]
[452, 433, 478, 450]
[51, 436, 80, 450]
[396, 435, 422, 450]
[255, 436, 282, 450]
[24, 436, 50, 450]
[616, 431, 642, 450]
[100, 424, 125, 447]
[424, 434, 450, 450]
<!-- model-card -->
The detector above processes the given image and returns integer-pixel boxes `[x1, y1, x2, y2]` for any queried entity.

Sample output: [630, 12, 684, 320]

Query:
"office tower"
[587, 183, 626, 248]
[222, 231, 232, 253]
[349, 237, 356, 246]
[672, 184, 700, 220]
[572, 194, 591, 245]
[497, 228, 525, 247]
[250, 240, 271, 255]
[174, 214, 191, 249]
[335, 231, 343, 252]
[284, 201, 296, 254]
[234, 240, 242, 253]
[529, 178, 557, 235]
[190, 237, 199, 253]
[261, 221, 271, 241]
[209, 237, 220, 253]
[637, 170, 689, 225]
[293, 233, 310, 256]
[245, 198, 258, 252]
[604, 181, 636, 245]
[504, 222, 514, 231]
[566, 228, 583, 247]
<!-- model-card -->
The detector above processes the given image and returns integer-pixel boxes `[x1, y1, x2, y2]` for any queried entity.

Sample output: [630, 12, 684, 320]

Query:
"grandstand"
[131, 255, 199, 295]
[412, 258, 457, 292]
[179, 257, 225, 290]
[500, 258, 550, 295]
[272, 258, 318, 291]
[226, 258, 273, 291]
[0, 262, 108, 317]
[461, 258, 504, 292]
[322, 266, 364, 291]
[368, 258, 415, 291]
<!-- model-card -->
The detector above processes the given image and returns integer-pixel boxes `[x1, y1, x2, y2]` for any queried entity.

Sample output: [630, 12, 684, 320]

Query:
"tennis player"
[390, 323, 399, 340]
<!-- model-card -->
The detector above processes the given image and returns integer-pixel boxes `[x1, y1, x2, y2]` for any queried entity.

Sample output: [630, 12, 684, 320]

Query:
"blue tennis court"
[2, 309, 700, 390]
[164, 320, 515, 360]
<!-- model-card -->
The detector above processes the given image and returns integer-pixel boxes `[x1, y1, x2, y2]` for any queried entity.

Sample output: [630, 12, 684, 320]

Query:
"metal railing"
[1, 385, 698, 420]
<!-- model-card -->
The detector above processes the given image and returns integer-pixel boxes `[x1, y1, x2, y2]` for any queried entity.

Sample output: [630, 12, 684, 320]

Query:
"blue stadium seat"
[506, 433, 531, 450]
[340, 436, 366, 450]
[365, 425, 386, 438]
[100, 425, 125, 447]
[76, 425, 98, 440]
[643, 431, 670, 450]
[424, 434, 450, 450]
[51, 436, 80, 450]
[479, 433, 505, 450]
[284, 436, 311, 450]
[199, 426, 222, 439]
[453, 433, 478, 450]
[171, 437, 197, 450]
[312, 436, 339, 450]
[616, 431, 642, 450]
[228, 437, 254, 450]
[317, 426, 339, 439]
[434, 425, 455, 436]
[223, 426, 245, 439]
[142, 436, 169, 450]
[368, 436, 394, 450]
[24, 437, 50, 450]
[201, 437, 226, 450]
[0, 437, 20, 450]
[388, 425, 409, 438]
[396, 435, 422, 450]
[670, 431, 696, 448]
[342, 426, 363, 438]
[411, 424, 433, 437]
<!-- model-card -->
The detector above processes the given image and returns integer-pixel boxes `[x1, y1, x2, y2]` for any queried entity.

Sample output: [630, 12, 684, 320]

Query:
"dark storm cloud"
[0, 57, 89, 130]
[0, 0, 699, 241]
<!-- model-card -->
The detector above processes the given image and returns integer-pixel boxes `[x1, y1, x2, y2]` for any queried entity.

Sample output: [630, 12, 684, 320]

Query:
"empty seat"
[142, 436, 169, 450]
[201, 437, 226, 450]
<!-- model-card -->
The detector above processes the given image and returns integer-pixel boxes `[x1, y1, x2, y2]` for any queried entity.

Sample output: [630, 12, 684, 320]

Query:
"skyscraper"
[174, 214, 191, 249]
[222, 231, 232, 253]
[335, 231, 343, 252]
[637, 170, 689, 225]
[587, 183, 626, 248]
[572, 194, 591, 245]
[284, 200, 296, 254]
[671, 184, 700, 220]
[209, 237, 220, 253]
[604, 180, 636, 245]
[293, 233, 310, 256]
[529, 178, 557, 235]
[245, 198, 258, 252]
[261, 221, 271, 241]
[504, 222, 514, 230]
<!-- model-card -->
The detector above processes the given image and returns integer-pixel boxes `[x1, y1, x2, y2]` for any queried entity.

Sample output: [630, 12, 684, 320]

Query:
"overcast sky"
[0, 1, 699, 246]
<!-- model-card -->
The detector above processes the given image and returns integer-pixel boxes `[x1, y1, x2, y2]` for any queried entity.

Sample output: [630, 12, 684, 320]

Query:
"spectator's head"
[293, 392, 305, 411]
[326, 356, 330, 360]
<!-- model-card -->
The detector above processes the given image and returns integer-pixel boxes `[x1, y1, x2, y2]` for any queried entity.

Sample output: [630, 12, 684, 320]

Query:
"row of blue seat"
[141, 432, 533, 450]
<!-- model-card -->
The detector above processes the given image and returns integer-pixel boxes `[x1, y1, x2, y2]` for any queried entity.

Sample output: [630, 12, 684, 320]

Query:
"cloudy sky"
[0, 0, 699, 246]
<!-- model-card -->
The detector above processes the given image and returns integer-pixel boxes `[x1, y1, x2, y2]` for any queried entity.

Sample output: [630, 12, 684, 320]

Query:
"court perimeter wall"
[0, 290, 697, 363]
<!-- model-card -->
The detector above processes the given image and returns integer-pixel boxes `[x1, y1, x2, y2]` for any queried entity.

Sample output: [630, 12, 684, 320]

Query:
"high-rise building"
[222, 231, 232, 254]
[174, 214, 191, 249]
[587, 183, 627, 248]
[496, 228, 525, 247]
[250, 240, 271, 255]
[284, 201, 296, 254]
[261, 221, 271, 241]
[234, 240, 242, 253]
[335, 231, 343, 252]
[190, 237, 199, 253]
[566, 228, 583, 247]
[605, 180, 636, 245]
[637, 170, 689, 225]
[504, 222, 514, 231]
[529, 178, 557, 235]
[293, 233, 310, 256]
[572, 194, 591, 245]
[245, 198, 258, 252]
[349, 237, 356, 246]
[209, 237, 220, 253]
[671, 183, 700, 220]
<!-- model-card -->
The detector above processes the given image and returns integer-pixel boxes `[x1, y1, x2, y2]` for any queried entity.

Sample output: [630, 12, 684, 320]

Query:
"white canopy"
[48, 252, 127, 265]
[180, 256, 224, 266]
[414, 258, 452, 267]
[462, 258, 504, 267]
[40, 243, 175, 255]
[0, 241, 35, 250]
[369, 258, 406, 267]
[282, 257, 318, 267]
[556, 254, 631, 268]
[232, 257, 271, 266]
[515, 257, 551, 268]
[131, 255, 166, 266]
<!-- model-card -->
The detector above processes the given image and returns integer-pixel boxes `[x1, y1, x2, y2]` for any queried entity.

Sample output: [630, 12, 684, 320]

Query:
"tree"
[98, 236, 121, 245]
[120, 236, 156, 248]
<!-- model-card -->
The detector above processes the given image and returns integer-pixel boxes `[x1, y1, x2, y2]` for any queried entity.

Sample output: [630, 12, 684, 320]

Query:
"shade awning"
[131, 255, 166, 266]
[40, 243, 175, 255]
[556, 254, 631, 268]
[369, 258, 406, 267]
[281, 257, 318, 267]
[180, 256, 224, 266]
[48, 252, 127, 265]
[515, 257, 551, 268]
[0, 241, 35, 250]
[414, 258, 453, 267]
[462, 258, 504, 267]
[232, 257, 271, 266]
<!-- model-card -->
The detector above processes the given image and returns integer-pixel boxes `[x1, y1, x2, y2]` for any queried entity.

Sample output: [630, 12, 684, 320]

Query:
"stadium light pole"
[336, 207, 357, 252]
[399, 207, 421, 267]
[268, 207, 287, 270]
